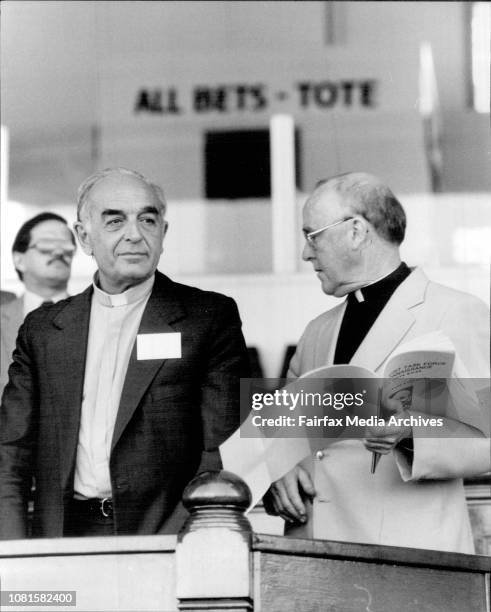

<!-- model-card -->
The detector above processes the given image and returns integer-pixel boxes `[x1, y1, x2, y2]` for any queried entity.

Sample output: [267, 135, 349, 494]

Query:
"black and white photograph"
[0, 2, 490, 611]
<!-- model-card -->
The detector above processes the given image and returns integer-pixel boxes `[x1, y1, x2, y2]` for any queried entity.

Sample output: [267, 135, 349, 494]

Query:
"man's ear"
[12, 251, 26, 275]
[351, 216, 370, 249]
[73, 221, 93, 256]
[160, 220, 169, 254]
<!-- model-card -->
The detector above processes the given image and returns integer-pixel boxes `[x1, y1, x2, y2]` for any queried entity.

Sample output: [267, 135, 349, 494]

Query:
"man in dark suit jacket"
[0, 290, 16, 305]
[0, 167, 249, 539]
[0, 212, 76, 397]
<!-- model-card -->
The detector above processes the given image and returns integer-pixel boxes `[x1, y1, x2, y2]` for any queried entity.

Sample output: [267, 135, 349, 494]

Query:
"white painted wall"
[1, 1, 488, 206]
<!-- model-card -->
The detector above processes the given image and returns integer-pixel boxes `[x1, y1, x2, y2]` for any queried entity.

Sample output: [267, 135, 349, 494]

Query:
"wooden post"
[176, 470, 253, 612]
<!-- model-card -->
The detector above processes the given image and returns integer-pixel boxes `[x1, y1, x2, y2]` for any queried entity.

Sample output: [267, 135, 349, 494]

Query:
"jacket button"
[316, 450, 325, 460]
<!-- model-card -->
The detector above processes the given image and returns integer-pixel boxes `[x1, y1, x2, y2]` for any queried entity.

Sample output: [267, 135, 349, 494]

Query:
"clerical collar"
[92, 274, 155, 307]
[349, 263, 411, 304]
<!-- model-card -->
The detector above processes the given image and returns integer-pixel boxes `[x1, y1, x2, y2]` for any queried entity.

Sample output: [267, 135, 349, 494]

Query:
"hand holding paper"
[363, 415, 413, 455]
[365, 392, 411, 470]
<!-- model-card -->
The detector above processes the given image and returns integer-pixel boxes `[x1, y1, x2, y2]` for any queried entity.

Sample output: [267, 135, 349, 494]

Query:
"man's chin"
[332, 286, 352, 298]
[118, 268, 155, 286]
[321, 280, 350, 298]
[319, 278, 337, 296]
[45, 273, 71, 285]
[119, 261, 152, 275]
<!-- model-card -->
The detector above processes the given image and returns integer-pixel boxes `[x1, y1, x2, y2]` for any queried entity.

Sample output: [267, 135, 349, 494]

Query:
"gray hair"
[76, 167, 167, 221]
[314, 172, 406, 245]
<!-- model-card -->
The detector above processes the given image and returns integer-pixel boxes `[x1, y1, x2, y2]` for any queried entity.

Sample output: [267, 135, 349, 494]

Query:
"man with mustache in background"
[0, 212, 76, 396]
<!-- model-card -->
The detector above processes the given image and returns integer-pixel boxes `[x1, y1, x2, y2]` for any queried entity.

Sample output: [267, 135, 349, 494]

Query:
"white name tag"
[137, 332, 182, 360]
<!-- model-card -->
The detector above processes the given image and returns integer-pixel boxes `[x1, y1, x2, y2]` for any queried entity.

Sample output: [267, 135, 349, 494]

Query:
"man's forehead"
[88, 197, 159, 212]
[303, 189, 344, 223]
[89, 175, 157, 205]
[31, 220, 71, 239]
[87, 177, 160, 213]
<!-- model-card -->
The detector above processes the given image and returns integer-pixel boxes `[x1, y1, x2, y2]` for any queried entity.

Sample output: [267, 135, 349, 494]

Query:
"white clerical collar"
[23, 289, 69, 315]
[353, 289, 365, 303]
[92, 274, 155, 308]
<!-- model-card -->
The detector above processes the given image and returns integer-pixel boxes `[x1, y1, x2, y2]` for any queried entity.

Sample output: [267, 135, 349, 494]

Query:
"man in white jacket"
[264, 172, 490, 552]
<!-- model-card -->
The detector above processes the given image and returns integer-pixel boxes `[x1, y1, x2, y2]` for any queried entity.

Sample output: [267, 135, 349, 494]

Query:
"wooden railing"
[0, 471, 489, 612]
[465, 474, 491, 556]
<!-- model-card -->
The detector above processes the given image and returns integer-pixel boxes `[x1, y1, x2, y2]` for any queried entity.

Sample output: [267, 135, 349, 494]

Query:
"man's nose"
[302, 241, 314, 261]
[51, 244, 73, 258]
[124, 219, 143, 241]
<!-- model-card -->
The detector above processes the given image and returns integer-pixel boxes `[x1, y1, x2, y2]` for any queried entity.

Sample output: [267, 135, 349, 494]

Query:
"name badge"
[137, 332, 182, 360]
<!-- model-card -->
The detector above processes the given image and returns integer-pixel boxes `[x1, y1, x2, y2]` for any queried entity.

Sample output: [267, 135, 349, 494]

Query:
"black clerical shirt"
[333, 262, 411, 364]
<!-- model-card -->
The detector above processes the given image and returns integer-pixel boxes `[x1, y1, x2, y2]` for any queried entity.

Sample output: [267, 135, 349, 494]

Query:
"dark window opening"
[205, 128, 302, 199]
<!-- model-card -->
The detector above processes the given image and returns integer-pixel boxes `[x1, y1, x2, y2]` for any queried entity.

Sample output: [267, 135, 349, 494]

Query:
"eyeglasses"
[27, 239, 76, 257]
[303, 217, 353, 246]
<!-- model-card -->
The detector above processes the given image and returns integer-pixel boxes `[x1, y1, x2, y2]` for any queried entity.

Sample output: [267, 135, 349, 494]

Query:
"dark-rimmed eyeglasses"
[27, 239, 76, 257]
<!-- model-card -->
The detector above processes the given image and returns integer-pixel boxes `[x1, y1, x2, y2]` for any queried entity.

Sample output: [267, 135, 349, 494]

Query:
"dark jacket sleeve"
[197, 295, 250, 474]
[0, 316, 39, 539]
[157, 294, 250, 534]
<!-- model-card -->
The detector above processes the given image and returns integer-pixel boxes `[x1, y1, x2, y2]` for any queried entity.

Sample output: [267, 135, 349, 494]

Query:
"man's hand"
[363, 391, 413, 455]
[363, 420, 412, 454]
[364, 402, 412, 456]
[263, 465, 316, 523]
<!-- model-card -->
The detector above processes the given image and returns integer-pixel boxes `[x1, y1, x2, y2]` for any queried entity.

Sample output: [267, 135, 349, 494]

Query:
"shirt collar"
[349, 262, 411, 304]
[23, 289, 69, 315]
[92, 274, 155, 308]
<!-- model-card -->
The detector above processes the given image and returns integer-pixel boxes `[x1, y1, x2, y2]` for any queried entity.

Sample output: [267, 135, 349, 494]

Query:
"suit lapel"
[51, 288, 92, 489]
[318, 302, 346, 367]
[111, 273, 186, 452]
[350, 268, 428, 373]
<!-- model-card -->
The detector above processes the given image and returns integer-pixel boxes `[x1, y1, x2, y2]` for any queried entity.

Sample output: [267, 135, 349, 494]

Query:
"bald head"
[311, 172, 406, 245]
[77, 167, 166, 223]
